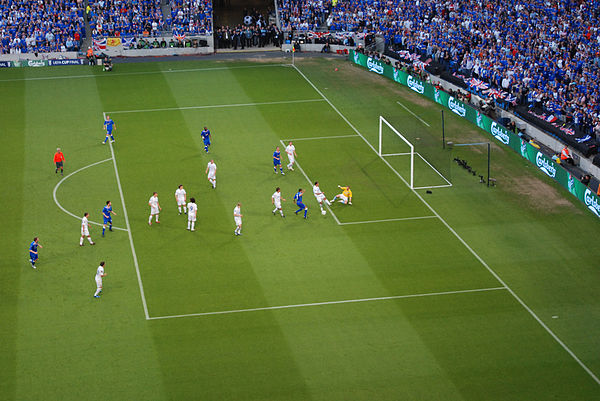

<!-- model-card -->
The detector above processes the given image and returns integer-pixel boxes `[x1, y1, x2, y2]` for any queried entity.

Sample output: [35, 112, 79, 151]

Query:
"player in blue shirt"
[103, 115, 115, 144]
[29, 237, 43, 269]
[201, 126, 211, 153]
[102, 200, 117, 236]
[273, 146, 285, 175]
[293, 188, 308, 219]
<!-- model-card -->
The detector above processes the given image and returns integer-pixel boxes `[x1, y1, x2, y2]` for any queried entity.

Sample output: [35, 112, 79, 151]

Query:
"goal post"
[379, 116, 414, 189]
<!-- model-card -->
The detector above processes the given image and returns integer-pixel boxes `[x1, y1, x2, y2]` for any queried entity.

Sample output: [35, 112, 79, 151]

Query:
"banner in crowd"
[107, 37, 121, 47]
[0, 61, 11, 68]
[349, 49, 600, 219]
[306, 31, 365, 41]
[122, 37, 136, 49]
[93, 38, 107, 51]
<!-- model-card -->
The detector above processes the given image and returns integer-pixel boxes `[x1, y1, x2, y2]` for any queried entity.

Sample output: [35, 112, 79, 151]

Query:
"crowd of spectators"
[170, 0, 212, 36]
[0, 0, 85, 54]
[89, 0, 213, 38]
[277, 0, 600, 137]
[215, 9, 281, 50]
[89, 0, 165, 37]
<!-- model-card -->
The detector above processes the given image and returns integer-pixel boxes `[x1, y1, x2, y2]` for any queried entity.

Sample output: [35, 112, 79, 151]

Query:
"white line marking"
[413, 184, 453, 190]
[148, 287, 507, 320]
[282, 134, 360, 141]
[415, 152, 453, 187]
[105, 113, 150, 320]
[279, 139, 341, 224]
[52, 158, 128, 232]
[292, 64, 600, 385]
[107, 98, 325, 114]
[382, 152, 452, 188]
[0, 63, 287, 83]
[338, 216, 437, 225]
[396, 101, 431, 127]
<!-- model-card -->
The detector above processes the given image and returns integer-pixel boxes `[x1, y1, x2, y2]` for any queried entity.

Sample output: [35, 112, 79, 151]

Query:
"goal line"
[379, 116, 451, 190]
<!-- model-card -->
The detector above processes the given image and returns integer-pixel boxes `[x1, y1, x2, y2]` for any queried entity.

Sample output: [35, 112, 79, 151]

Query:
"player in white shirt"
[187, 197, 197, 231]
[205, 160, 217, 189]
[285, 141, 297, 170]
[175, 185, 187, 215]
[93, 261, 107, 298]
[148, 192, 162, 225]
[313, 181, 332, 214]
[233, 203, 243, 236]
[271, 187, 286, 217]
[80, 212, 96, 246]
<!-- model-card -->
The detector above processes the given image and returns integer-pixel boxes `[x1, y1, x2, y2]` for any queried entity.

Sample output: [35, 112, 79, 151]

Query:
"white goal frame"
[379, 116, 415, 189]
[378, 116, 452, 190]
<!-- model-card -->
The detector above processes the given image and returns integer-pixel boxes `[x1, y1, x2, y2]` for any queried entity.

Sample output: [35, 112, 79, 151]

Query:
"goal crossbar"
[379, 116, 414, 189]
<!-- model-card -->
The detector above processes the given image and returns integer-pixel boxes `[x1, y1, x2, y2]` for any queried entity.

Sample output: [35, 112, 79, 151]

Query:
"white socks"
[87, 237, 94, 244]
[178, 206, 182, 213]
[187, 221, 195, 230]
[210, 178, 216, 188]
[148, 215, 152, 224]
[156, 215, 159, 222]
[94, 288, 101, 296]
[80, 237, 83, 245]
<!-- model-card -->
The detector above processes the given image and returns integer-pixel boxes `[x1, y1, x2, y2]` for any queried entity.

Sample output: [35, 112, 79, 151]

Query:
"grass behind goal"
[2, 57, 600, 401]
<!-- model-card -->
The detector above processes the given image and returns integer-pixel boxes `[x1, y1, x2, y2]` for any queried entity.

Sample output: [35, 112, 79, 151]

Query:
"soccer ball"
[321, 210, 326, 215]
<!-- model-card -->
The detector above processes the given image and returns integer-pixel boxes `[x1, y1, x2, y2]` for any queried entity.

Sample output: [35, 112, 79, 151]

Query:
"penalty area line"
[104, 112, 150, 320]
[107, 98, 326, 115]
[52, 158, 128, 232]
[338, 216, 437, 225]
[147, 287, 508, 320]
[282, 134, 360, 141]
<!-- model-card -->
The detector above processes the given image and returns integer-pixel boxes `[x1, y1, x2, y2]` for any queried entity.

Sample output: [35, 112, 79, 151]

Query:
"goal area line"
[147, 286, 508, 320]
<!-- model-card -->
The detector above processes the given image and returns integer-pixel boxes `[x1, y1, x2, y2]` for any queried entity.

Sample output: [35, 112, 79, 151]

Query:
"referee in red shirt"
[54, 148, 65, 175]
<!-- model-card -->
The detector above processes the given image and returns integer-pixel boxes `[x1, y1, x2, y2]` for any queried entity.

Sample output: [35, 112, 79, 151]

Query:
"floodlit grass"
[1, 55, 600, 401]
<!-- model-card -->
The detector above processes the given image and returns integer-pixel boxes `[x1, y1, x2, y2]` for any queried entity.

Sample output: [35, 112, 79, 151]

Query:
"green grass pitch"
[2, 55, 600, 400]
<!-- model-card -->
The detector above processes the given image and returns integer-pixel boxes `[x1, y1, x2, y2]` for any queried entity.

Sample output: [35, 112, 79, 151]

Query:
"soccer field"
[2, 55, 600, 400]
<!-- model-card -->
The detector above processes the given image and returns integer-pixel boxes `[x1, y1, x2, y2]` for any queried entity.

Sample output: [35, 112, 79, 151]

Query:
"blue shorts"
[106, 130, 113, 135]
[103, 217, 112, 224]
[273, 160, 281, 166]
[29, 252, 38, 261]
[296, 202, 306, 209]
[203, 138, 210, 146]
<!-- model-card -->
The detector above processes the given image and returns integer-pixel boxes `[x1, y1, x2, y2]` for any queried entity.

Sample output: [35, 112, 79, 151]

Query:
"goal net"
[378, 116, 451, 190]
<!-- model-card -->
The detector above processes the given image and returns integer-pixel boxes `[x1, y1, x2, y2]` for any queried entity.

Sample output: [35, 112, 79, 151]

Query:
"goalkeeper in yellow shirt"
[330, 185, 352, 205]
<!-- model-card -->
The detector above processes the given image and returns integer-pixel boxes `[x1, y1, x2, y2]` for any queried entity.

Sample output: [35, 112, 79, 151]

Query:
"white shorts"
[287, 155, 295, 163]
[95, 277, 102, 289]
[274, 201, 281, 209]
[234, 217, 242, 226]
[177, 199, 186, 206]
[315, 194, 326, 203]
[208, 173, 216, 180]
[81, 228, 89, 236]
[151, 206, 159, 215]
[339, 194, 348, 203]
[188, 214, 196, 222]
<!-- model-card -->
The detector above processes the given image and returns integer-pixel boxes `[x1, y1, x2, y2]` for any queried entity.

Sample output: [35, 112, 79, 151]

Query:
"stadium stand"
[89, 0, 165, 38]
[170, 0, 212, 36]
[0, 0, 86, 54]
[277, 0, 600, 140]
